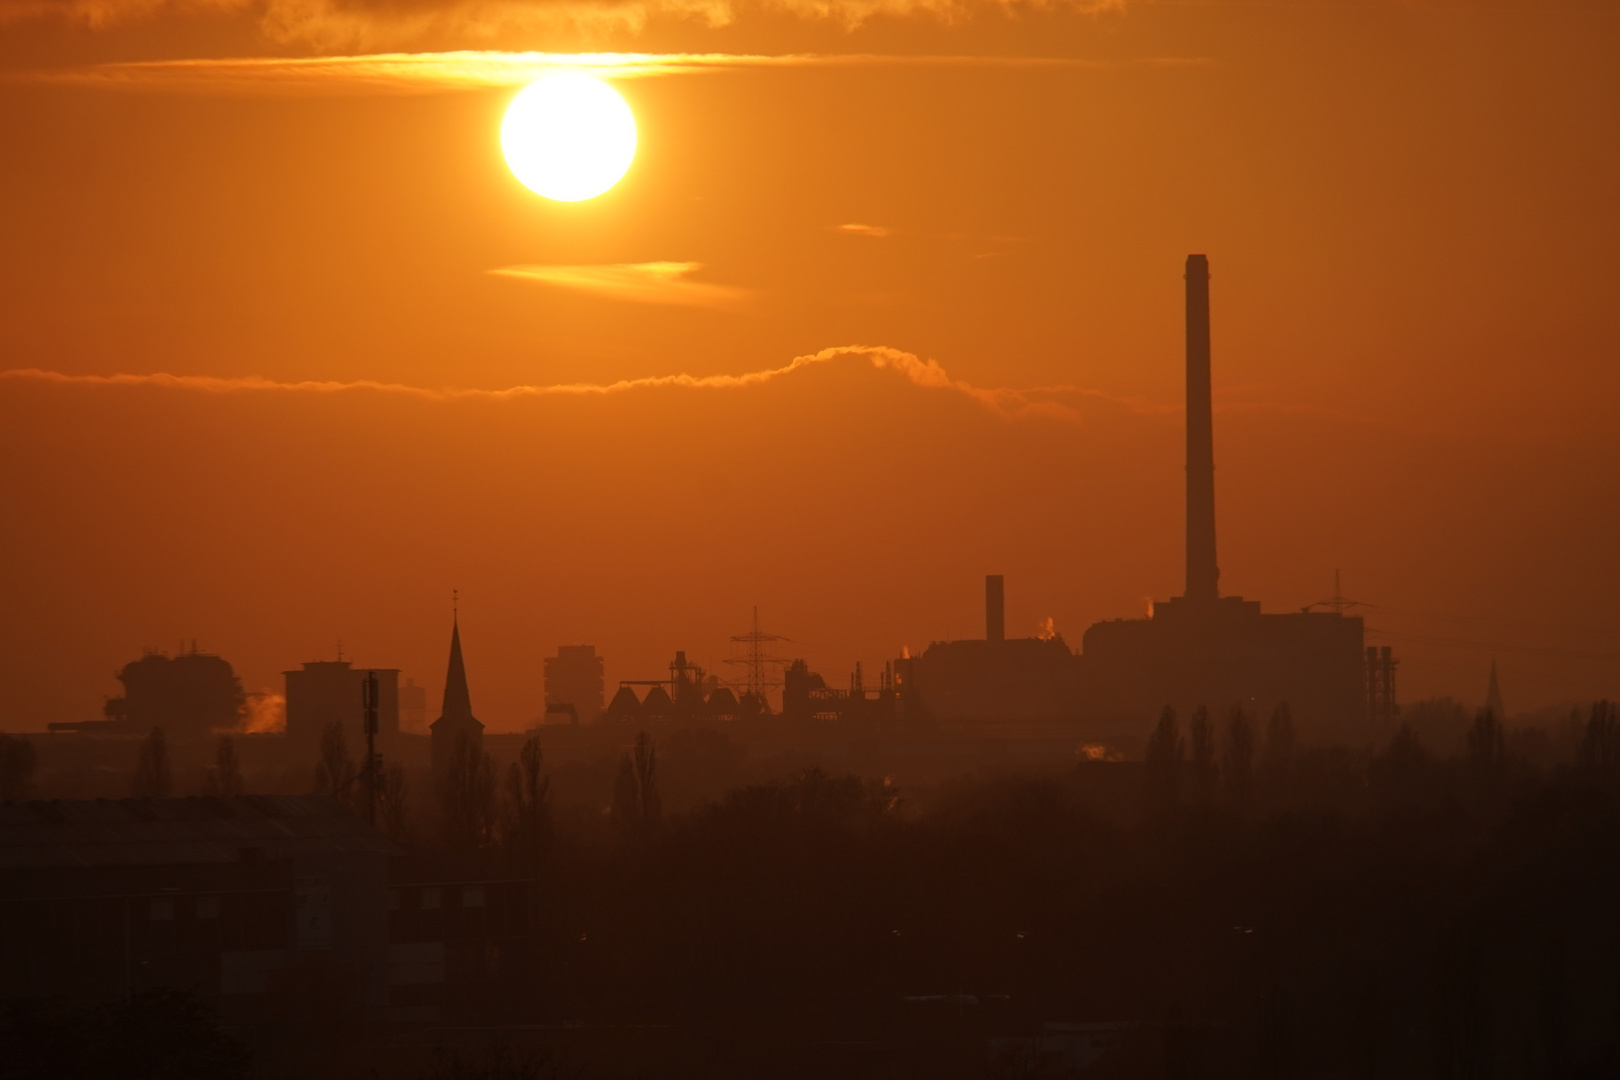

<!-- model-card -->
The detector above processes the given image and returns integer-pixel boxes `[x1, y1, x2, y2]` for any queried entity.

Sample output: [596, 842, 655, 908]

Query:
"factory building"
[50, 647, 245, 743]
[543, 645, 605, 725]
[898, 577, 1080, 723]
[1076, 256, 1367, 739]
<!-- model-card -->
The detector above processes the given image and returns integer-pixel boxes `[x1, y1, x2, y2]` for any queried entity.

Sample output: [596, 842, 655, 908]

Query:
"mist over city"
[2, 2, 1618, 1076]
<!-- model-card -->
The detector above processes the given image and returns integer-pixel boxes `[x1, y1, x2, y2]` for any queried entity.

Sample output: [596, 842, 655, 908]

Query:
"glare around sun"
[501, 73, 636, 202]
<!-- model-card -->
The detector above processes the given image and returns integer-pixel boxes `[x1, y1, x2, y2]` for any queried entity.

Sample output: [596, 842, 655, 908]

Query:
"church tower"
[430, 615, 484, 793]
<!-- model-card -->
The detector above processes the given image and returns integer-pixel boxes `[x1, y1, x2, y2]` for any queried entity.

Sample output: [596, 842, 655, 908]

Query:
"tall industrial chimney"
[1184, 255, 1219, 603]
[985, 575, 1005, 643]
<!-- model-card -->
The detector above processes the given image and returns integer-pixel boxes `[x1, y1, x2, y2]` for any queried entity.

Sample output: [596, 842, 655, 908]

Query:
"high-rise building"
[543, 645, 605, 724]
[283, 661, 400, 755]
[399, 677, 428, 734]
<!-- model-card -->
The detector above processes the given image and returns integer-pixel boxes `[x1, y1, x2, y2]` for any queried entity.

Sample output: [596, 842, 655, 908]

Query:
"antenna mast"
[362, 670, 380, 827]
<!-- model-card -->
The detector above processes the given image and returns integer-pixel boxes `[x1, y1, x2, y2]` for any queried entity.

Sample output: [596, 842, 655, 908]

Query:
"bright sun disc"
[501, 74, 636, 202]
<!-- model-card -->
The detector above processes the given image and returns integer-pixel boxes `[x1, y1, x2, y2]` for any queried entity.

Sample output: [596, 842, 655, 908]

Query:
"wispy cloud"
[0, 345, 1157, 422]
[18, 51, 1208, 95]
[490, 262, 752, 310]
[833, 223, 894, 238]
[0, 0, 1140, 50]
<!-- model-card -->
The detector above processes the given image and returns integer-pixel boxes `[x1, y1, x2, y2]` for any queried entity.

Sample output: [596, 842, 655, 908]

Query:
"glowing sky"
[0, 0, 1616, 728]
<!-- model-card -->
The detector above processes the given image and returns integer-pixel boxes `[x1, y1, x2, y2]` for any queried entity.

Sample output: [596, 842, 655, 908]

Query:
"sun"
[501, 74, 637, 202]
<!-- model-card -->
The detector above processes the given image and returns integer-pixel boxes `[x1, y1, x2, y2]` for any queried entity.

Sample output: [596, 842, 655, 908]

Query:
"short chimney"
[986, 575, 1005, 643]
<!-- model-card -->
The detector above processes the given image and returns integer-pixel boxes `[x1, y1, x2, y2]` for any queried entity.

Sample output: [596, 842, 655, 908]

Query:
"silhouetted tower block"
[430, 619, 484, 793]
[284, 661, 399, 754]
[399, 677, 427, 733]
[1184, 254, 1219, 603]
[544, 645, 605, 724]
[986, 575, 1005, 643]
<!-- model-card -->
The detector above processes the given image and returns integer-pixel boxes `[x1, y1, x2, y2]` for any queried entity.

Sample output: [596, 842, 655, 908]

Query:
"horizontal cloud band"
[19, 51, 1209, 94]
[0, 346, 1160, 422]
[491, 262, 753, 309]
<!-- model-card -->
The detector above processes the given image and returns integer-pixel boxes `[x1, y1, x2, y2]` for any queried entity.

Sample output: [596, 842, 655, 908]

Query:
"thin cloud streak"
[0, 0, 1132, 49]
[0, 346, 1140, 421]
[22, 51, 1210, 95]
[833, 223, 894, 238]
[491, 262, 753, 310]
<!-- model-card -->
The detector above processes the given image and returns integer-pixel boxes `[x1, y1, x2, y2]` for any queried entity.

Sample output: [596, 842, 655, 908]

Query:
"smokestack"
[1184, 255, 1219, 602]
[986, 575, 1005, 643]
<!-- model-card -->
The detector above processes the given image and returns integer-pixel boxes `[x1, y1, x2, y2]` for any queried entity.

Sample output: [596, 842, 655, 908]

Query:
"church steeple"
[431, 607, 483, 792]
[439, 619, 475, 725]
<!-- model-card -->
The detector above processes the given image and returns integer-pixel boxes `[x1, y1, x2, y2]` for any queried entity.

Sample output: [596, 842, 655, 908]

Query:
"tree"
[1144, 707, 1183, 810]
[634, 730, 661, 828]
[439, 729, 496, 854]
[204, 736, 244, 797]
[131, 727, 172, 798]
[1577, 700, 1619, 784]
[312, 721, 355, 804]
[1261, 702, 1297, 794]
[1189, 706, 1218, 805]
[610, 752, 640, 843]
[1223, 706, 1256, 810]
[1466, 707, 1506, 784]
[379, 763, 412, 844]
[0, 734, 36, 800]
[611, 732, 662, 845]
[500, 737, 551, 870]
[1369, 723, 1436, 803]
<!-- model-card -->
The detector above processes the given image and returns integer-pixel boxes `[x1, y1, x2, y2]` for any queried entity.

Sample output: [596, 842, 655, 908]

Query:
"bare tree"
[1144, 706, 1183, 810]
[211, 736, 245, 796]
[313, 721, 355, 805]
[1577, 700, 1619, 784]
[0, 734, 37, 800]
[634, 731, 661, 829]
[379, 763, 412, 844]
[1466, 706, 1506, 783]
[611, 752, 640, 844]
[1261, 702, 1297, 794]
[1190, 706, 1218, 805]
[500, 737, 551, 871]
[440, 729, 496, 854]
[131, 727, 172, 798]
[610, 732, 662, 845]
[1223, 706, 1256, 810]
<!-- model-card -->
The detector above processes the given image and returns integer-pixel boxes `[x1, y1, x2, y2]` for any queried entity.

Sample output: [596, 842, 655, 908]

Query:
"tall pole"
[362, 670, 379, 827]
[1184, 254, 1220, 603]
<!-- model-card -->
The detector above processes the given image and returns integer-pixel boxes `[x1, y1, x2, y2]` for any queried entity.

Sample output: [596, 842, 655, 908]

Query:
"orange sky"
[1, 0, 1616, 729]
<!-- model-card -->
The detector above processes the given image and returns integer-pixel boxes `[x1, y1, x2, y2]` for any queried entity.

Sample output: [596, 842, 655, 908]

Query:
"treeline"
[500, 702, 1620, 1078]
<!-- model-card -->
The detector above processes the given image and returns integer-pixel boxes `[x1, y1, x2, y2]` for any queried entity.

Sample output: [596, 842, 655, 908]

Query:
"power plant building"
[1076, 256, 1366, 739]
[900, 576, 1080, 723]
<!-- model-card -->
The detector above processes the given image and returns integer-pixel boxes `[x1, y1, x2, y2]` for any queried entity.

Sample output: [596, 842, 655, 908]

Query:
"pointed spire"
[431, 615, 481, 735]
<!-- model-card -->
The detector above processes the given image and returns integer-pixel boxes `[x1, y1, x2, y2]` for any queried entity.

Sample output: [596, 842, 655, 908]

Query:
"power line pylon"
[725, 607, 790, 702]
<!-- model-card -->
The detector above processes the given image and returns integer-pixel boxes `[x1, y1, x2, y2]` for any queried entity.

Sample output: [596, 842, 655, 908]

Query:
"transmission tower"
[725, 607, 790, 701]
